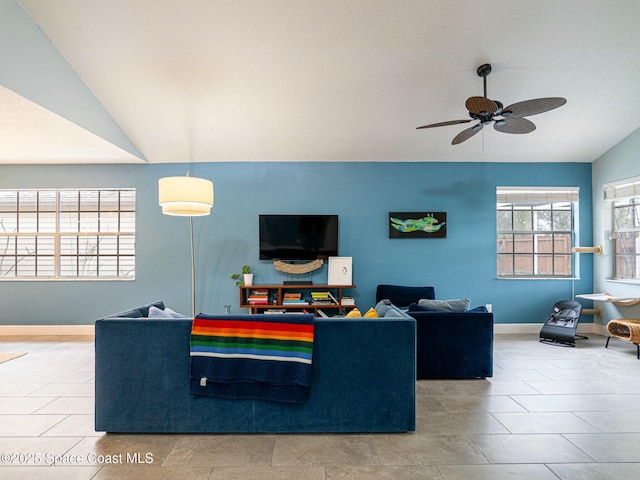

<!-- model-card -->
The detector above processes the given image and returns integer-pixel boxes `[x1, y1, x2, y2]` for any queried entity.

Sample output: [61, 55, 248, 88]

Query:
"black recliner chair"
[539, 300, 585, 347]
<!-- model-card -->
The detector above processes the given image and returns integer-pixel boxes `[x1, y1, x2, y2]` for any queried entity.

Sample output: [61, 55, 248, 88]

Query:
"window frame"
[609, 193, 640, 281]
[0, 188, 136, 281]
[496, 187, 578, 280]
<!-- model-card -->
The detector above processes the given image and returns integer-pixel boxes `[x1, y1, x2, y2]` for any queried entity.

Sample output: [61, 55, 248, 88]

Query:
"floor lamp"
[159, 174, 214, 317]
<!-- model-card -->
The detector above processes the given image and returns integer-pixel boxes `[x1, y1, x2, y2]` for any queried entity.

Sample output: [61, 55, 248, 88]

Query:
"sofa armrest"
[408, 310, 493, 379]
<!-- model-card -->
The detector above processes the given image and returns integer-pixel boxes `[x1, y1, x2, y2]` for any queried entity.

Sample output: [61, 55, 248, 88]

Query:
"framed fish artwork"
[388, 212, 447, 238]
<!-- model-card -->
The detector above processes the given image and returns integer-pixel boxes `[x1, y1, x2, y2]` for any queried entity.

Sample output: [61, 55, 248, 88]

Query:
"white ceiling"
[5, 0, 640, 164]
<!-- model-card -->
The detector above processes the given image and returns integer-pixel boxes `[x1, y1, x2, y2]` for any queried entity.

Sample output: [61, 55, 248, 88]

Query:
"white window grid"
[612, 197, 640, 280]
[496, 187, 577, 279]
[0, 189, 135, 280]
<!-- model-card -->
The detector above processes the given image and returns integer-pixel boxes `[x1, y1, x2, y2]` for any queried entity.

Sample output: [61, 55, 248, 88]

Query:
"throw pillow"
[383, 304, 413, 319]
[417, 298, 471, 312]
[469, 306, 489, 313]
[374, 299, 392, 317]
[137, 301, 166, 317]
[108, 300, 166, 318]
[383, 308, 404, 318]
[375, 300, 412, 319]
[148, 306, 191, 319]
[363, 307, 379, 318]
[345, 308, 362, 318]
[164, 307, 191, 318]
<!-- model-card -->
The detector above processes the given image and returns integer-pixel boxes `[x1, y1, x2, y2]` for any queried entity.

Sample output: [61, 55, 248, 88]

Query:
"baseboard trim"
[0, 323, 608, 338]
[0, 325, 94, 336]
[494, 323, 607, 335]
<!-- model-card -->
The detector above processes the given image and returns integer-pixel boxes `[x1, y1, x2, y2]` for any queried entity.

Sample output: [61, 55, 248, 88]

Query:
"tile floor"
[0, 332, 639, 479]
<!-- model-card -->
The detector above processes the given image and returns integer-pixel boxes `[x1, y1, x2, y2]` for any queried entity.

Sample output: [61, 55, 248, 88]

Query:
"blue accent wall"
[0, 161, 592, 325]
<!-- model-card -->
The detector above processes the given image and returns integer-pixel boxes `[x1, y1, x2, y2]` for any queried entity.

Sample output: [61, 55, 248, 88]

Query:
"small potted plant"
[231, 265, 253, 286]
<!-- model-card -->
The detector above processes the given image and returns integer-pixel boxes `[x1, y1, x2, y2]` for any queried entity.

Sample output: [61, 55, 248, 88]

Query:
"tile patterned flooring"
[0, 333, 639, 479]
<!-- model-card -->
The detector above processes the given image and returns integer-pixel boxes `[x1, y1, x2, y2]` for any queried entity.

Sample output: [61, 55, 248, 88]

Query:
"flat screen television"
[259, 214, 339, 260]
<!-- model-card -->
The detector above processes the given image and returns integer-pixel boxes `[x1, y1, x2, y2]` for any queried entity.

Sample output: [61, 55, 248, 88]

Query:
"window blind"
[497, 187, 579, 204]
[604, 176, 640, 201]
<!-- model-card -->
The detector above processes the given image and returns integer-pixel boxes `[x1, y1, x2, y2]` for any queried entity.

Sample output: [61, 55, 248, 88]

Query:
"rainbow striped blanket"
[189, 313, 315, 403]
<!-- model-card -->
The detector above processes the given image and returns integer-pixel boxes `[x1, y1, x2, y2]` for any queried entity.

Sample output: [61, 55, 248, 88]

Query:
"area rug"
[0, 352, 26, 364]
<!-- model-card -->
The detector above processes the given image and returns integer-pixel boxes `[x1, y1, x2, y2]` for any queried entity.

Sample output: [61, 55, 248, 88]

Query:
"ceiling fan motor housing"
[476, 63, 492, 77]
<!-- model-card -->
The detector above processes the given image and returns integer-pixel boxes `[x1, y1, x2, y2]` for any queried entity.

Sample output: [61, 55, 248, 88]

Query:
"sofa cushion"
[415, 298, 471, 312]
[376, 285, 435, 307]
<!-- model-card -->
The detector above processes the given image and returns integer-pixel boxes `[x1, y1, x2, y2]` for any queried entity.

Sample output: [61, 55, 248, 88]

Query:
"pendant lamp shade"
[159, 176, 214, 216]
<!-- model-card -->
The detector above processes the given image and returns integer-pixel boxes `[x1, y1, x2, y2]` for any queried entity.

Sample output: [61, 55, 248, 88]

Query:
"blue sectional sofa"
[376, 285, 494, 379]
[94, 304, 416, 433]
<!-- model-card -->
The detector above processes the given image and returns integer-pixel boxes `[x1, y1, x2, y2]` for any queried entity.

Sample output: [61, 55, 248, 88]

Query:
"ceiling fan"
[417, 63, 566, 145]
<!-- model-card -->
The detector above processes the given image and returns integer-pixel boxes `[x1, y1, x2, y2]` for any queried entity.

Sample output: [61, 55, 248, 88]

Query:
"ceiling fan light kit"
[417, 63, 567, 145]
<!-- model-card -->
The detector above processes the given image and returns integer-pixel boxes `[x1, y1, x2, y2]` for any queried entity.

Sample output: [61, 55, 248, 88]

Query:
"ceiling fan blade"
[452, 124, 482, 145]
[494, 117, 536, 134]
[416, 119, 472, 129]
[465, 96, 497, 115]
[502, 97, 567, 117]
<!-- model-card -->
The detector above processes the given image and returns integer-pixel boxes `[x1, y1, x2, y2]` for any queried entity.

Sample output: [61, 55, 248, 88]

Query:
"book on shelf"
[283, 292, 302, 300]
[248, 291, 268, 296]
[282, 292, 307, 305]
[247, 289, 269, 305]
[341, 296, 355, 306]
[248, 298, 269, 305]
[310, 291, 337, 305]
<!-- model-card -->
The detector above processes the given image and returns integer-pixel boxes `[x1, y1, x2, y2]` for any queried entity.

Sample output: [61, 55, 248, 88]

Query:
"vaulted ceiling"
[2, 0, 640, 164]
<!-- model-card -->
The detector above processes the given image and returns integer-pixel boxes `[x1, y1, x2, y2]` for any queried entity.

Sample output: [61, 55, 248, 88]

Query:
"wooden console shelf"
[239, 284, 356, 316]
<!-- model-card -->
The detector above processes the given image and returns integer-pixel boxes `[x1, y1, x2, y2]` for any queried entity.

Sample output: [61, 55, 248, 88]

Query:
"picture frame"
[389, 212, 447, 238]
[327, 256, 353, 285]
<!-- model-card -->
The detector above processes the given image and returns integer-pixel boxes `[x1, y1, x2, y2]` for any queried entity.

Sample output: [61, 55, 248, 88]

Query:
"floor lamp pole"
[189, 216, 195, 317]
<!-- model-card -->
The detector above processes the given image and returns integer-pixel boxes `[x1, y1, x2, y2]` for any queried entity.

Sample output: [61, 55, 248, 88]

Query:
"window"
[606, 177, 640, 280]
[497, 187, 578, 278]
[0, 189, 135, 280]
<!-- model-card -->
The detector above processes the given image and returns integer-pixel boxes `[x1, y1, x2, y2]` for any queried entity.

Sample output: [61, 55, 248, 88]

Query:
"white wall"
[592, 126, 640, 325]
[0, 0, 142, 158]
